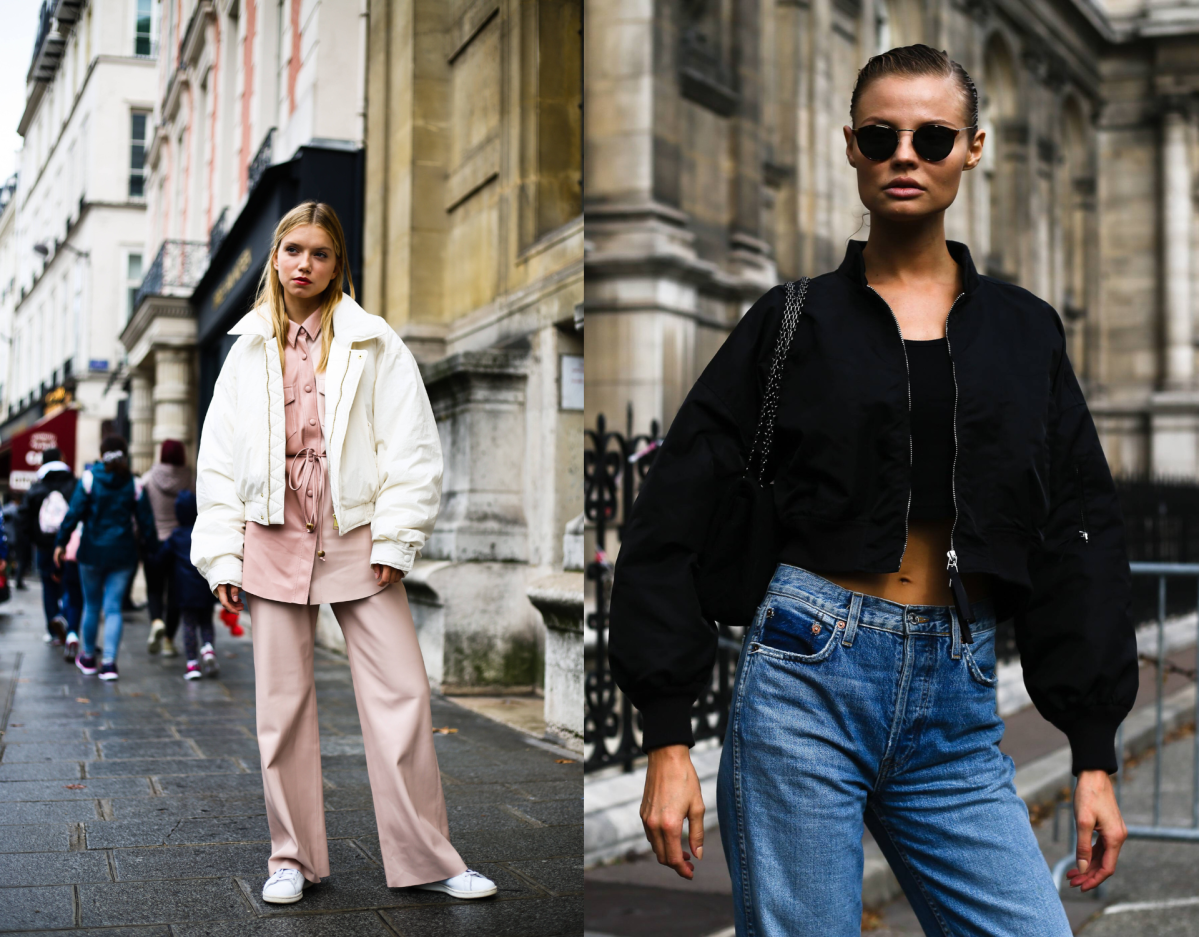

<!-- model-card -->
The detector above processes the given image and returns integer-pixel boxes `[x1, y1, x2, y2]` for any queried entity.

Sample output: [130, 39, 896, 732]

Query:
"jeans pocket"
[749, 595, 841, 663]
[962, 642, 998, 687]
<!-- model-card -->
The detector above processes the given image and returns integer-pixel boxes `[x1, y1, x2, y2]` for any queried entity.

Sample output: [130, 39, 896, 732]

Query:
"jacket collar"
[227, 293, 390, 345]
[837, 239, 981, 297]
[35, 460, 71, 479]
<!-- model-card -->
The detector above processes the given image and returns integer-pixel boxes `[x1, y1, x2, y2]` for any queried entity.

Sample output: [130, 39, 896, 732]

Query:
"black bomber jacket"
[608, 239, 1139, 775]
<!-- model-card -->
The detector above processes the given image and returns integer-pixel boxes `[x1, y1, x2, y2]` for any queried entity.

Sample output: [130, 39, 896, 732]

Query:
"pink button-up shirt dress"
[241, 309, 383, 605]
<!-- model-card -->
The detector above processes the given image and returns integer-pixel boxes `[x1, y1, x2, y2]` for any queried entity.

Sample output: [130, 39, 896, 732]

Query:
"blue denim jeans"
[78, 564, 137, 663]
[35, 546, 64, 633]
[717, 565, 1071, 937]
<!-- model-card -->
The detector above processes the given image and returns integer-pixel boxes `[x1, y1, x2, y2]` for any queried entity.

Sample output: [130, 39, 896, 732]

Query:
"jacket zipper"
[943, 291, 975, 642]
[1075, 466, 1089, 543]
[264, 343, 271, 520]
[869, 283, 974, 642]
[866, 285, 914, 569]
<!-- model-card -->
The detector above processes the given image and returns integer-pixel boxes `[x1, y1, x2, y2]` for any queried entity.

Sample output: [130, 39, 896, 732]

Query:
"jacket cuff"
[203, 558, 243, 596]
[1065, 717, 1123, 775]
[370, 540, 417, 574]
[638, 696, 697, 752]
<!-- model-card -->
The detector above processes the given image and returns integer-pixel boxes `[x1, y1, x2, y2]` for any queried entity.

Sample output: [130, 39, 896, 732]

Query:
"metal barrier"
[1051, 561, 1199, 892]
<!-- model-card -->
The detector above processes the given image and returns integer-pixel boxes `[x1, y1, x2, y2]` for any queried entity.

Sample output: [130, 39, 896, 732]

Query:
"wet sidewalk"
[0, 580, 582, 936]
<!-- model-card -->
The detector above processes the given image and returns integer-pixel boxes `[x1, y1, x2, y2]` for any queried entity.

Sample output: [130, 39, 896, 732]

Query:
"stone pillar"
[1150, 98, 1199, 477]
[1162, 103, 1193, 389]
[128, 371, 154, 475]
[403, 350, 545, 691]
[152, 348, 193, 453]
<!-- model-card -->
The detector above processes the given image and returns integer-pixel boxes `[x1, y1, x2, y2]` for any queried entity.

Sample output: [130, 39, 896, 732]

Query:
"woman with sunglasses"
[608, 44, 1137, 936]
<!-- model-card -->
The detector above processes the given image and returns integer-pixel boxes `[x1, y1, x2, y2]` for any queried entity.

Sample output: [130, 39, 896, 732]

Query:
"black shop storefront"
[193, 143, 364, 432]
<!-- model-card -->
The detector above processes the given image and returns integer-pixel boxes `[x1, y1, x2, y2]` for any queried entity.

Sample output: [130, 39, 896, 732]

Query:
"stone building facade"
[585, 0, 1199, 480]
[0, 0, 158, 484]
[122, 0, 368, 476]
[363, 0, 584, 697]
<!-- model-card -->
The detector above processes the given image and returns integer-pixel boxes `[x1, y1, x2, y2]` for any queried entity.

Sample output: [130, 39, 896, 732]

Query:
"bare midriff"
[814, 518, 992, 607]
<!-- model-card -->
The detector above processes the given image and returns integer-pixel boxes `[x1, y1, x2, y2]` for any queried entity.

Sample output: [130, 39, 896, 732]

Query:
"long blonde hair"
[253, 200, 355, 373]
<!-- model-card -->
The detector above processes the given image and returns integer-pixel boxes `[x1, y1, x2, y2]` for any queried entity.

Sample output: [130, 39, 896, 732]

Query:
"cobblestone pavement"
[0, 580, 583, 935]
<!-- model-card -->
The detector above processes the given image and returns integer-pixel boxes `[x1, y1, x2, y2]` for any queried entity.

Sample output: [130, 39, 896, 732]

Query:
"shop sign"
[8, 408, 77, 491]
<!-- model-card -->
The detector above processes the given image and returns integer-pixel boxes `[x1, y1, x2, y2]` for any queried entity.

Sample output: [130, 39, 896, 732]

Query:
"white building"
[0, 0, 157, 486]
[122, 0, 368, 474]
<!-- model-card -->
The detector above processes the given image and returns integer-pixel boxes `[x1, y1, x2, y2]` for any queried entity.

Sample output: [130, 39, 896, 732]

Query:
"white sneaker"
[262, 868, 311, 904]
[147, 619, 165, 654]
[415, 869, 497, 899]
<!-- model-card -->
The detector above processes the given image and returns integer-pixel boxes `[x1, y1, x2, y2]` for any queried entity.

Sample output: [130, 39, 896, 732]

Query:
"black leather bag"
[694, 278, 809, 628]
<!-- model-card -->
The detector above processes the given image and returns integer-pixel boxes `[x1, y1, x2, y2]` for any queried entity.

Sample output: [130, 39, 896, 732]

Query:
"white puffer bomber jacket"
[191, 294, 442, 593]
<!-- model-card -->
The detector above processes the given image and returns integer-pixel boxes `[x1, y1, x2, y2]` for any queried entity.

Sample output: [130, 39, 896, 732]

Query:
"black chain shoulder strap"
[747, 277, 810, 482]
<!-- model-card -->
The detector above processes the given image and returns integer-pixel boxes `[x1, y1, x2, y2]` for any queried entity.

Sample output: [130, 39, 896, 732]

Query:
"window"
[135, 0, 153, 56]
[126, 252, 143, 320]
[129, 111, 148, 198]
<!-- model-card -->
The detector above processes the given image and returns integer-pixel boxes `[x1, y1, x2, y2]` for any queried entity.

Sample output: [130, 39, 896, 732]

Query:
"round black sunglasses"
[852, 123, 977, 163]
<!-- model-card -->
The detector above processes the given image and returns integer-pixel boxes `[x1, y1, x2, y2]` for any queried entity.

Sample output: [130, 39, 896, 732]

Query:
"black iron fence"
[584, 409, 1199, 773]
[584, 408, 744, 773]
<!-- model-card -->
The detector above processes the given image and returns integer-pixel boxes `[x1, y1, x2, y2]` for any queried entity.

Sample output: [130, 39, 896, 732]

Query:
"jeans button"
[836, 620, 846, 629]
[810, 623, 821, 634]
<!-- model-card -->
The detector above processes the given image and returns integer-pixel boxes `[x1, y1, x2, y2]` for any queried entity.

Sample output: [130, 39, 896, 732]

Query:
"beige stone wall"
[585, 0, 1199, 479]
[363, 0, 583, 688]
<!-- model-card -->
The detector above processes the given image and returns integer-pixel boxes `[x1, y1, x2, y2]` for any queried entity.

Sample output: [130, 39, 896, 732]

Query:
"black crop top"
[904, 338, 955, 520]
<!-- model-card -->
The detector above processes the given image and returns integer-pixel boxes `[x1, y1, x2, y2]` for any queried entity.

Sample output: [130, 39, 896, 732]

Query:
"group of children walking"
[26, 436, 228, 681]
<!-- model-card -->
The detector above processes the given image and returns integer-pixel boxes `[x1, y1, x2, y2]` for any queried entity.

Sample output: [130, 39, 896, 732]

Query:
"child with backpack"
[154, 490, 219, 679]
[21, 448, 75, 645]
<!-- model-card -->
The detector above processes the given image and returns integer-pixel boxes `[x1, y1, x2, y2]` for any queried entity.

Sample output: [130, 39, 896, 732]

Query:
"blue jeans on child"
[35, 546, 64, 634]
[78, 564, 137, 662]
[717, 564, 1071, 937]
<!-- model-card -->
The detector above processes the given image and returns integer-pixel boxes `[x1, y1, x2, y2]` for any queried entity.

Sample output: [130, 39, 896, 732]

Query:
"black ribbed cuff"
[638, 696, 697, 752]
[1065, 717, 1123, 775]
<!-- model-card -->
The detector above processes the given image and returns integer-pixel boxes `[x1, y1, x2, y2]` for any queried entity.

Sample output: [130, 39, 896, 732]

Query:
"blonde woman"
[192, 201, 496, 905]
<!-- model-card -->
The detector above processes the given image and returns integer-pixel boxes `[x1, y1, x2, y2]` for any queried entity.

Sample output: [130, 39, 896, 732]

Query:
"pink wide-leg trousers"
[248, 582, 467, 887]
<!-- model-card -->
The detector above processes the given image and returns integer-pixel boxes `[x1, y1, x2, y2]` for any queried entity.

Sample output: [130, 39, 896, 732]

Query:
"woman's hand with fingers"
[1067, 769, 1127, 892]
[372, 563, 405, 585]
[640, 744, 706, 880]
[216, 583, 245, 614]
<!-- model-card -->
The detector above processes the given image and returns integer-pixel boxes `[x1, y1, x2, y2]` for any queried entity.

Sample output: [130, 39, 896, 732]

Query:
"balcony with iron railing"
[133, 240, 209, 312]
[247, 128, 276, 194]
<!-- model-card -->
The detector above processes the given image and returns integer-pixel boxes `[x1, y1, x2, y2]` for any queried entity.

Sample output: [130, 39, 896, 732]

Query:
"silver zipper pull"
[1079, 530, 1089, 542]
[946, 549, 958, 571]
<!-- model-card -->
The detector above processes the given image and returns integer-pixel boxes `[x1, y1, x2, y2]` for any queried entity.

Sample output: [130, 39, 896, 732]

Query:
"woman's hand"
[371, 563, 405, 585]
[1067, 769, 1128, 892]
[53, 546, 65, 568]
[641, 744, 706, 880]
[217, 584, 245, 614]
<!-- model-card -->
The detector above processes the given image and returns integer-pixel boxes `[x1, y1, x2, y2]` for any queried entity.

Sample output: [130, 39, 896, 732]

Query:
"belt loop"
[840, 592, 863, 647]
[950, 608, 963, 660]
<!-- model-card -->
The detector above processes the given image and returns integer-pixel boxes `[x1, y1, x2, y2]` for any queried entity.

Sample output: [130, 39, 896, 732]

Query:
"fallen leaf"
[63, 784, 86, 790]
[127, 692, 142, 697]
[85, 711, 99, 717]
[75, 697, 90, 703]
[9, 723, 22, 727]
[224, 652, 237, 658]
[555, 759, 576, 764]
[432, 727, 458, 734]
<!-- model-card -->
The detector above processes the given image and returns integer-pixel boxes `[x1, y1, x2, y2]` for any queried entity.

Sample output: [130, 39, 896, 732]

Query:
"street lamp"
[32, 241, 89, 260]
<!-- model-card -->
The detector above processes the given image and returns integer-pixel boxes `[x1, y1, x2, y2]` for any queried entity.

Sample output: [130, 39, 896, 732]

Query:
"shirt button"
[301, 353, 307, 360]
[306, 489, 312, 497]
[304, 385, 311, 392]
[308, 418, 316, 426]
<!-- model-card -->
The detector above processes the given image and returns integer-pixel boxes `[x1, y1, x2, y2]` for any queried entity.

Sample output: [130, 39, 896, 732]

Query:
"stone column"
[1150, 98, 1199, 477]
[152, 348, 192, 452]
[128, 371, 154, 475]
[1162, 102, 1193, 389]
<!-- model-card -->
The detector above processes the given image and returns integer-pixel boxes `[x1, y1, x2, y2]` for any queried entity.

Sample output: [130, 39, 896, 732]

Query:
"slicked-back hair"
[850, 43, 978, 135]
